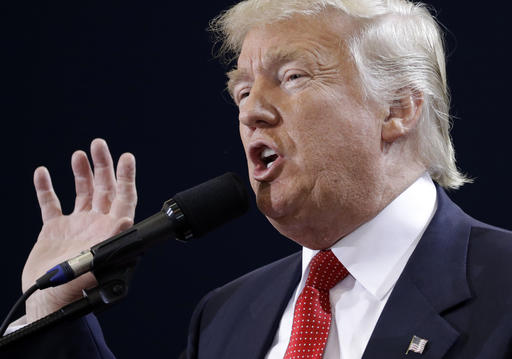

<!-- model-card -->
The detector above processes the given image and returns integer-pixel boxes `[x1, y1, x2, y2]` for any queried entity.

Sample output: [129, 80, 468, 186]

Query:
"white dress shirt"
[265, 174, 437, 359]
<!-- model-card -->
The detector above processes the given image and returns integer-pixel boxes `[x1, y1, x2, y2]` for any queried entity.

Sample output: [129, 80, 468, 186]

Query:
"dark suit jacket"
[2, 187, 512, 358]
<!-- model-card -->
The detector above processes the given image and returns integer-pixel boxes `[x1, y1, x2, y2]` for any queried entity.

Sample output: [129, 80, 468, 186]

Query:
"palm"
[22, 139, 137, 322]
[23, 212, 124, 288]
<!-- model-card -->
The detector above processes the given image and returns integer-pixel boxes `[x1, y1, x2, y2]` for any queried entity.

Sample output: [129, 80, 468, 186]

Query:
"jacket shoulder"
[468, 222, 512, 283]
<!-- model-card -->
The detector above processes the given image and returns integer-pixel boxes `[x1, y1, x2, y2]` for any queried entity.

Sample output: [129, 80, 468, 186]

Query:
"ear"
[382, 90, 423, 143]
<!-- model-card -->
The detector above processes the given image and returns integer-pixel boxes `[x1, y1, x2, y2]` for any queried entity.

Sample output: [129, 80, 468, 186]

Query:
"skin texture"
[22, 139, 137, 322]
[231, 11, 426, 249]
[21, 10, 425, 324]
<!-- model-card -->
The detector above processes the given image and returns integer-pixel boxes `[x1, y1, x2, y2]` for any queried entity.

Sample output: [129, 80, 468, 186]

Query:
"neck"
[273, 165, 427, 250]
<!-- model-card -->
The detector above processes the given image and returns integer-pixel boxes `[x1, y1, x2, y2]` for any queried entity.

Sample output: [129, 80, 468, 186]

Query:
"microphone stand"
[0, 203, 179, 348]
[0, 259, 139, 348]
[0, 172, 250, 349]
[0, 199, 189, 349]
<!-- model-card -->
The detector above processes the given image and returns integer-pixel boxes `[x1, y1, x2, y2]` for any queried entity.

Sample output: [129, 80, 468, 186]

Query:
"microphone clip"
[85, 258, 139, 311]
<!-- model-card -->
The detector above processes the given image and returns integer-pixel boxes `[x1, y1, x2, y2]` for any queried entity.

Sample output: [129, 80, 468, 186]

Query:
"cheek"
[288, 106, 344, 159]
[290, 109, 379, 175]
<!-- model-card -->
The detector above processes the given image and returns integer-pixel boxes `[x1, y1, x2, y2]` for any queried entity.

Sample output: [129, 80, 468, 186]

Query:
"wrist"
[25, 289, 63, 324]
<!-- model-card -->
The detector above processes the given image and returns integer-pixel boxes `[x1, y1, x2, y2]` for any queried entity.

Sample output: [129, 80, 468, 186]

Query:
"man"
[4, 0, 512, 358]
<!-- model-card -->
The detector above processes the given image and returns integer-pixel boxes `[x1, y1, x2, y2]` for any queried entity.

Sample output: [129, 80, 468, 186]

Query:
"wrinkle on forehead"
[226, 11, 361, 97]
[227, 47, 321, 96]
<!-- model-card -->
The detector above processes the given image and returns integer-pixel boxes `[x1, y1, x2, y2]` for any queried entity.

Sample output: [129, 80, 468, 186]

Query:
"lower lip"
[253, 156, 284, 182]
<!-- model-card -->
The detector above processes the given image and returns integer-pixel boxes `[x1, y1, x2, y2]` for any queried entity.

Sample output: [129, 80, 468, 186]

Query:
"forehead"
[228, 47, 318, 83]
[242, 12, 352, 62]
[228, 12, 357, 86]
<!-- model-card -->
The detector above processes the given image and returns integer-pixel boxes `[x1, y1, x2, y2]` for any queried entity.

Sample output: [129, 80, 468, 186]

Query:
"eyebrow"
[226, 68, 250, 98]
[227, 47, 316, 97]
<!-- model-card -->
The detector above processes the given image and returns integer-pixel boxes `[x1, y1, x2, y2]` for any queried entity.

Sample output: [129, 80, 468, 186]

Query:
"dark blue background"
[7, 0, 511, 357]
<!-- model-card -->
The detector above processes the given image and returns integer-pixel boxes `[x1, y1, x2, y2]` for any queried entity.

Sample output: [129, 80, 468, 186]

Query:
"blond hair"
[210, 0, 471, 189]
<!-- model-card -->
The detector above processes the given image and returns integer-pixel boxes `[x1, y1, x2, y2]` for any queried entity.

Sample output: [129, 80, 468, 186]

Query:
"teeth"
[261, 147, 277, 159]
[259, 146, 278, 169]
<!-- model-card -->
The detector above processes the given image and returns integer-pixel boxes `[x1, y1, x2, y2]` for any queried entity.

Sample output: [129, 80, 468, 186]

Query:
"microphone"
[35, 172, 250, 289]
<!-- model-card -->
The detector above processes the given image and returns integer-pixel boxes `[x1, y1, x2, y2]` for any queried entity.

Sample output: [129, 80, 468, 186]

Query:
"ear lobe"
[382, 91, 423, 143]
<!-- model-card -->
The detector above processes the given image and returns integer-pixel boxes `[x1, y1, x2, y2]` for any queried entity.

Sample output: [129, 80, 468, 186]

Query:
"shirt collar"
[301, 173, 437, 300]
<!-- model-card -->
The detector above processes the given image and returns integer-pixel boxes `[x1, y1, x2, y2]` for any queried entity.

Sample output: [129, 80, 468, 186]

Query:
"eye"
[238, 89, 251, 103]
[281, 70, 308, 85]
[240, 90, 250, 99]
[235, 88, 251, 105]
[286, 73, 303, 81]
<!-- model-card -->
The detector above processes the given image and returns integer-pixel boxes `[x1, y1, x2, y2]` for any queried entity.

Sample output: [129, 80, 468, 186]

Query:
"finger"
[90, 138, 117, 213]
[33, 166, 62, 222]
[71, 150, 94, 212]
[111, 152, 137, 219]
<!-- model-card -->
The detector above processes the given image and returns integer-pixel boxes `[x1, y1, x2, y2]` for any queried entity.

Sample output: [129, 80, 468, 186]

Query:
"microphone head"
[169, 172, 250, 240]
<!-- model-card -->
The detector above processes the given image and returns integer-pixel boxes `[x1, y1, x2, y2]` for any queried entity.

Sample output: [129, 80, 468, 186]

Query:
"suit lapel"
[363, 187, 473, 359]
[248, 256, 301, 359]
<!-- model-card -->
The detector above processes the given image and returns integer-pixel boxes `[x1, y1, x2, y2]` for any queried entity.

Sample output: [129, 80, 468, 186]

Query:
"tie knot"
[305, 250, 348, 292]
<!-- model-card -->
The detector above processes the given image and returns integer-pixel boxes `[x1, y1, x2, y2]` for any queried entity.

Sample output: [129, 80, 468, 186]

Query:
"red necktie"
[284, 250, 349, 359]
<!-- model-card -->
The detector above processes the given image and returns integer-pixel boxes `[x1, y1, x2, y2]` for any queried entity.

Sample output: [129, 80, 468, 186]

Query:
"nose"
[238, 78, 279, 129]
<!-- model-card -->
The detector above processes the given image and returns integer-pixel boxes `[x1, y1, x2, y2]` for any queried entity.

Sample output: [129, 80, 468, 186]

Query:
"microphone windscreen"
[172, 172, 250, 238]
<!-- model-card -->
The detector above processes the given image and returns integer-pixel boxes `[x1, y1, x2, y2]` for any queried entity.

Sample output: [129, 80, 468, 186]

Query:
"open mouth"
[249, 142, 283, 180]
[260, 147, 279, 168]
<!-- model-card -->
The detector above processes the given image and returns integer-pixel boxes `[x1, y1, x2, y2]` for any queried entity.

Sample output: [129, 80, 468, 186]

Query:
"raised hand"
[22, 139, 137, 323]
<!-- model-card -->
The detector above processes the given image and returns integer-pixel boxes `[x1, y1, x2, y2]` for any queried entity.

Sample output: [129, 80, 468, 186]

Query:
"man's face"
[230, 12, 389, 248]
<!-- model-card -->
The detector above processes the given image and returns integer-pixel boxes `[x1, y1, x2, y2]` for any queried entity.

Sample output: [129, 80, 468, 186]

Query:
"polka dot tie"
[283, 250, 349, 359]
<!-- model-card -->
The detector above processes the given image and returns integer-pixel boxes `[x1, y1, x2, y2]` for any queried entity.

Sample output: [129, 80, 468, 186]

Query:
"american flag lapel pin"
[406, 335, 428, 355]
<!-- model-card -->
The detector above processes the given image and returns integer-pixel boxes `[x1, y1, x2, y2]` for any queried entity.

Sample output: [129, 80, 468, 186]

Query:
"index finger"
[34, 166, 63, 222]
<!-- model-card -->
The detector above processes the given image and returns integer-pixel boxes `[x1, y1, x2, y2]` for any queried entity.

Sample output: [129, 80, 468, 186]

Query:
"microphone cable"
[0, 172, 249, 338]
[0, 284, 38, 337]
